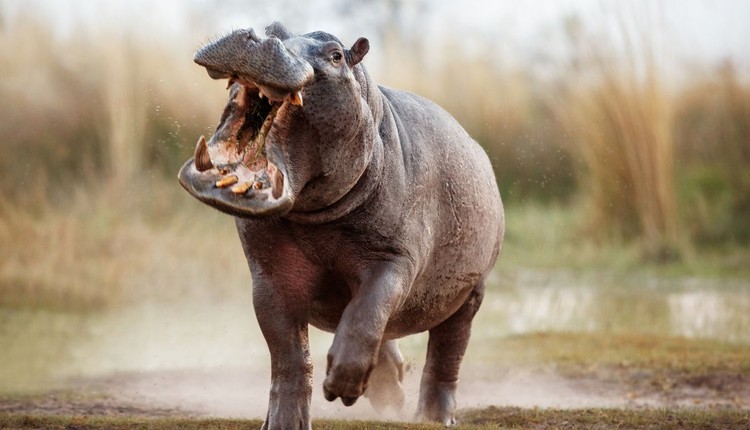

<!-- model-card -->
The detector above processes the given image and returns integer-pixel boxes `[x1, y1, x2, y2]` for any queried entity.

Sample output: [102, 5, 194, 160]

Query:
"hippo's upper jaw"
[194, 27, 313, 97]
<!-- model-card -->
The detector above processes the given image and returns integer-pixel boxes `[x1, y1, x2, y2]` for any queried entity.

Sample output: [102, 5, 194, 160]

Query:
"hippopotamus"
[178, 22, 504, 429]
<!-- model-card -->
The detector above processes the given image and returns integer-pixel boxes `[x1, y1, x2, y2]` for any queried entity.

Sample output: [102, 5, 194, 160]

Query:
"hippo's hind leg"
[365, 339, 405, 412]
[416, 283, 485, 426]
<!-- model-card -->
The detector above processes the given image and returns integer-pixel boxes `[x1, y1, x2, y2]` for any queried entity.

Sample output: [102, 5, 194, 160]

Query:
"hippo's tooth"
[258, 89, 266, 100]
[226, 78, 235, 89]
[235, 85, 247, 108]
[215, 174, 239, 188]
[290, 91, 303, 106]
[193, 135, 213, 172]
[231, 182, 252, 194]
[268, 162, 284, 199]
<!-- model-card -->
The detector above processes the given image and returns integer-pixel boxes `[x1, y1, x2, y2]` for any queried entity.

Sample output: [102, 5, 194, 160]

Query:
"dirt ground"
[1, 362, 748, 421]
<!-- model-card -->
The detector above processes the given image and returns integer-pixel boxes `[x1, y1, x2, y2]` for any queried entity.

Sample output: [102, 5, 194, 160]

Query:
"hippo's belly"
[307, 272, 479, 338]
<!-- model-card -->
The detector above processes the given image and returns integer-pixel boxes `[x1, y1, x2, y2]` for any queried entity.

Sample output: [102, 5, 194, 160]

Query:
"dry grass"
[0, 181, 250, 309]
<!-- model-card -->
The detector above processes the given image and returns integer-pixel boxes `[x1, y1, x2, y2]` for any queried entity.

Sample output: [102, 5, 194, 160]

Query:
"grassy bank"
[477, 332, 750, 409]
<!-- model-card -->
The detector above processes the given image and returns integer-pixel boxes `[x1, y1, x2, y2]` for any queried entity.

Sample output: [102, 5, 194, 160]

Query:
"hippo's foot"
[416, 285, 485, 427]
[261, 400, 311, 430]
[365, 340, 405, 413]
[416, 378, 457, 426]
[322, 351, 371, 406]
[323, 262, 412, 407]
[261, 376, 313, 430]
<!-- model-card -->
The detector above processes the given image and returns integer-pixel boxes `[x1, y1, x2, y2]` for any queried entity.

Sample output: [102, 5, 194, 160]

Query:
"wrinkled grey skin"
[178, 22, 504, 430]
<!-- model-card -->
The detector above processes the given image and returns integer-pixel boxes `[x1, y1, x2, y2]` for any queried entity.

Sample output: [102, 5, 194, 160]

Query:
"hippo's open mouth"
[177, 80, 302, 217]
[179, 27, 316, 217]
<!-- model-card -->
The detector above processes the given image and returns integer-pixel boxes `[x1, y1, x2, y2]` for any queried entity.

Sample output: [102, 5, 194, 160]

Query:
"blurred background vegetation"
[0, 0, 748, 309]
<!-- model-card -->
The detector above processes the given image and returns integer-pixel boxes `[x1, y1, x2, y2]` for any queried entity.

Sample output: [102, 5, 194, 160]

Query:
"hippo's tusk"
[216, 175, 239, 188]
[194, 135, 214, 172]
[290, 91, 303, 106]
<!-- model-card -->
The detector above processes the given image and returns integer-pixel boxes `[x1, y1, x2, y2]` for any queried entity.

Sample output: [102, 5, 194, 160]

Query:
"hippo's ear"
[266, 22, 294, 40]
[347, 37, 369, 67]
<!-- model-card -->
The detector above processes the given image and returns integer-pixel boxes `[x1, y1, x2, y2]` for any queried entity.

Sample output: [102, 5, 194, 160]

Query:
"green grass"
[500, 202, 750, 278]
[1, 408, 748, 430]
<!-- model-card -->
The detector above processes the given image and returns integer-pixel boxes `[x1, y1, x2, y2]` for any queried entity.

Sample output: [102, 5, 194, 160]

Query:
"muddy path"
[2, 362, 748, 420]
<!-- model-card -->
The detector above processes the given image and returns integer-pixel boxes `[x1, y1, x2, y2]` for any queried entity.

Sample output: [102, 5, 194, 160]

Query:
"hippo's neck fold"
[283, 115, 385, 225]
[282, 71, 386, 225]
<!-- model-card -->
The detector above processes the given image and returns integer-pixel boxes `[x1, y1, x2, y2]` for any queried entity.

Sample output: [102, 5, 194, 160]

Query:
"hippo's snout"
[194, 28, 313, 94]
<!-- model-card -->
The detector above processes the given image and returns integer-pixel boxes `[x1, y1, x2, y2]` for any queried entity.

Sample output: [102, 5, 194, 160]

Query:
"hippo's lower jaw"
[177, 156, 294, 218]
[178, 83, 298, 217]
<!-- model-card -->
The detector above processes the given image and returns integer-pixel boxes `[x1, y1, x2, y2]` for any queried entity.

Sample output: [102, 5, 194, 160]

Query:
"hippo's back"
[379, 86, 504, 333]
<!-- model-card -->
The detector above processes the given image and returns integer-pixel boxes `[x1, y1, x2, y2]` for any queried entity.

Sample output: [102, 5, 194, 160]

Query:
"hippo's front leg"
[253, 278, 313, 430]
[323, 261, 410, 405]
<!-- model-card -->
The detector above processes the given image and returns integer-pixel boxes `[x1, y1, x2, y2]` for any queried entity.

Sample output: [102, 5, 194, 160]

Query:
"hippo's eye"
[331, 51, 343, 64]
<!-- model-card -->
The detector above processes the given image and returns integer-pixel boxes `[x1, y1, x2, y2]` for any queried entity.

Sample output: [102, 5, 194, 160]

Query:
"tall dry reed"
[557, 13, 680, 260]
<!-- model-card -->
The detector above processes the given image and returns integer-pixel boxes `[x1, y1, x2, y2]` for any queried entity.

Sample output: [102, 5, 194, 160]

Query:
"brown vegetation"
[1, 4, 749, 308]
